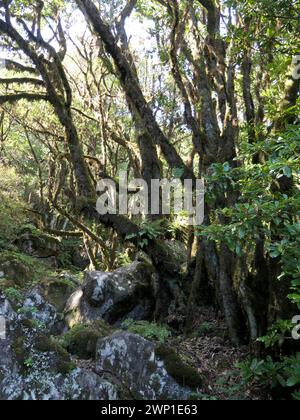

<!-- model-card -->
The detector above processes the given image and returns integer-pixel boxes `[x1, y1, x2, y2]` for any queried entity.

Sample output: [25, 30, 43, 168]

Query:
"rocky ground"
[0, 235, 257, 400]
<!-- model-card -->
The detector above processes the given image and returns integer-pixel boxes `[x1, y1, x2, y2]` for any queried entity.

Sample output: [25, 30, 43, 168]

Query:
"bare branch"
[76, 0, 195, 183]
[0, 93, 49, 104]
[118, 0, 137, 25]
[0, 58, 37, 74]
[71, 106, 99, 123]
[0, 77, 45, 86]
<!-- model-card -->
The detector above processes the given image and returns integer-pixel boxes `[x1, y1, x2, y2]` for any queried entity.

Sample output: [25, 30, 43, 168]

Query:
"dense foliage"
[0, 0, 299, 399]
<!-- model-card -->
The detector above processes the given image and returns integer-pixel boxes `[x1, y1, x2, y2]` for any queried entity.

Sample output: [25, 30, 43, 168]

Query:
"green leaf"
[125, 233, 137, 240]
[223, 162, 231, 173]
[283, 166, 292, 178]
[287, 376, 300, 387]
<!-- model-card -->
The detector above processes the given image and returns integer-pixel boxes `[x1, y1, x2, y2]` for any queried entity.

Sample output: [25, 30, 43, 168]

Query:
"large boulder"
[64, 261, 158, 327]
[21, 286, 65, 334]
[39, 275, 78, 313]
[0, 291, 118, 400]
[0, 252, 33, 288]
[0, 288, 201, 400]
[96, 332, 201, 400]
[16, 230, 60, 260]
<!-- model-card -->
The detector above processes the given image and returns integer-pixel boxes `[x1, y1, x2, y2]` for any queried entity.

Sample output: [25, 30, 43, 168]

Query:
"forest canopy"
[0, 0, 299, 401]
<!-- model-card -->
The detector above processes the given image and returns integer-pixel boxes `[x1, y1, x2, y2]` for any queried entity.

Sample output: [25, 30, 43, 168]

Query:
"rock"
[59, 321, 113, 359]
[70, 247, 89, 270]
[22, 286, 64, 334]
[64, 289, 83, 328]
[0, 255, 32, 287]
[0, 288, 201, 401]
[96, 332, 199, 400]
[16, 231, 60, 260]
[0, 291, 118, 400]
[71, 370, 118, 400]
[65, 261, 157, 327]
[39, 276, 77, 313]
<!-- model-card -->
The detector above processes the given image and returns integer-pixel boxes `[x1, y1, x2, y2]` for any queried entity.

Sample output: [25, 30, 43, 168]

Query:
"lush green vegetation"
[0, 0, 299, 400]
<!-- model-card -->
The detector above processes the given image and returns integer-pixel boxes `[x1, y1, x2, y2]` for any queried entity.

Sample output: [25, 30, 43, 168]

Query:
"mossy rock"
[0, 255, 32, 287]
[60, 321, 113, 360]
[0, 251, 49, 288]
[40, 278, 76, 313]
[21, 318, 40, 330]
[0, 279, 16, 291]
[16, 229, 61, 259]
[35, 334, 76, 375]
[155, 345, 202, 390]
[3, 287, 23, 310]
[12, 336, 30, 369]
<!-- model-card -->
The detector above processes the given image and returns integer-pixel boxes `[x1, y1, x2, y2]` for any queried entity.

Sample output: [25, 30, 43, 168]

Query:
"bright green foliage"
[126, 220, 164, 249]
[201, 127, 300, 306]
[122, 319, 172, 343]
[4, 287, 23, 305]
[0, 167, 28, 249]
[258, 320, 294, 349]
[238, 354, 300, 399]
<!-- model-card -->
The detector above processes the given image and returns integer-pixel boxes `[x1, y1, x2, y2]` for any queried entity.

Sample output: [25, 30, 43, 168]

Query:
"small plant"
[126, 220, 164, 249]
[193, 322, 214, 337]
[24, 356, 34, 369]
[258, 320, 294, 348]
[166, 213, 190, 243]
[215, 370, 247, 400]
[122, 319, 172, 343]
[4, 288, 23, 305]
[18, 306, 39, 317]
[116, 251, 132, 267]
[238, 353, 300, 399]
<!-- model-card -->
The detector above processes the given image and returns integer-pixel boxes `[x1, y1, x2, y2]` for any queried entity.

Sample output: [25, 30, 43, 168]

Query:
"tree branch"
[0, 93, 49, 104]
[0, 77, 45, 86]
[118, 0, 137, 24]
[0, 58, 37, 74]
[76, 0, 195, 183]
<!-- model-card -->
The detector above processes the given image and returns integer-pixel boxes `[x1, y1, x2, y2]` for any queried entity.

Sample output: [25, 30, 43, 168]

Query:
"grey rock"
[22, 286, 62, 334]
[39, 276, 77, 313]
[0, 291, 118, 401]
[16, 231, 60, 260]
[65, 262, 157, 327]
[96, 332, 191, 400]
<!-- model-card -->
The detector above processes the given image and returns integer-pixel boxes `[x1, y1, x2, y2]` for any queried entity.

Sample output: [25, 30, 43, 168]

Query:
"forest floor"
[171, 308, 265, 400]
[72, 307, 265, 400]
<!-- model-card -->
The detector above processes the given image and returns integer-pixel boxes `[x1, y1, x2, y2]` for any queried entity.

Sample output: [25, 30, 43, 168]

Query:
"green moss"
[60, 321, 113, 360]
[40, 277, 76, 313]
[21, 318, 40, 330]
[35, 334, 76, 375]
[12, 336, 30, 369]
[35, 335, 69, 358]
[57, 360, 76, 375]
[156, 345, 202, 390]
[0, 251, 51, 289]
[4, 287, 23, 306]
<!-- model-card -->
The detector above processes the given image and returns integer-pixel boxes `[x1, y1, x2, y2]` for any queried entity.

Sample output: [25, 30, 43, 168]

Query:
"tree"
[0, 0, 299, 344]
